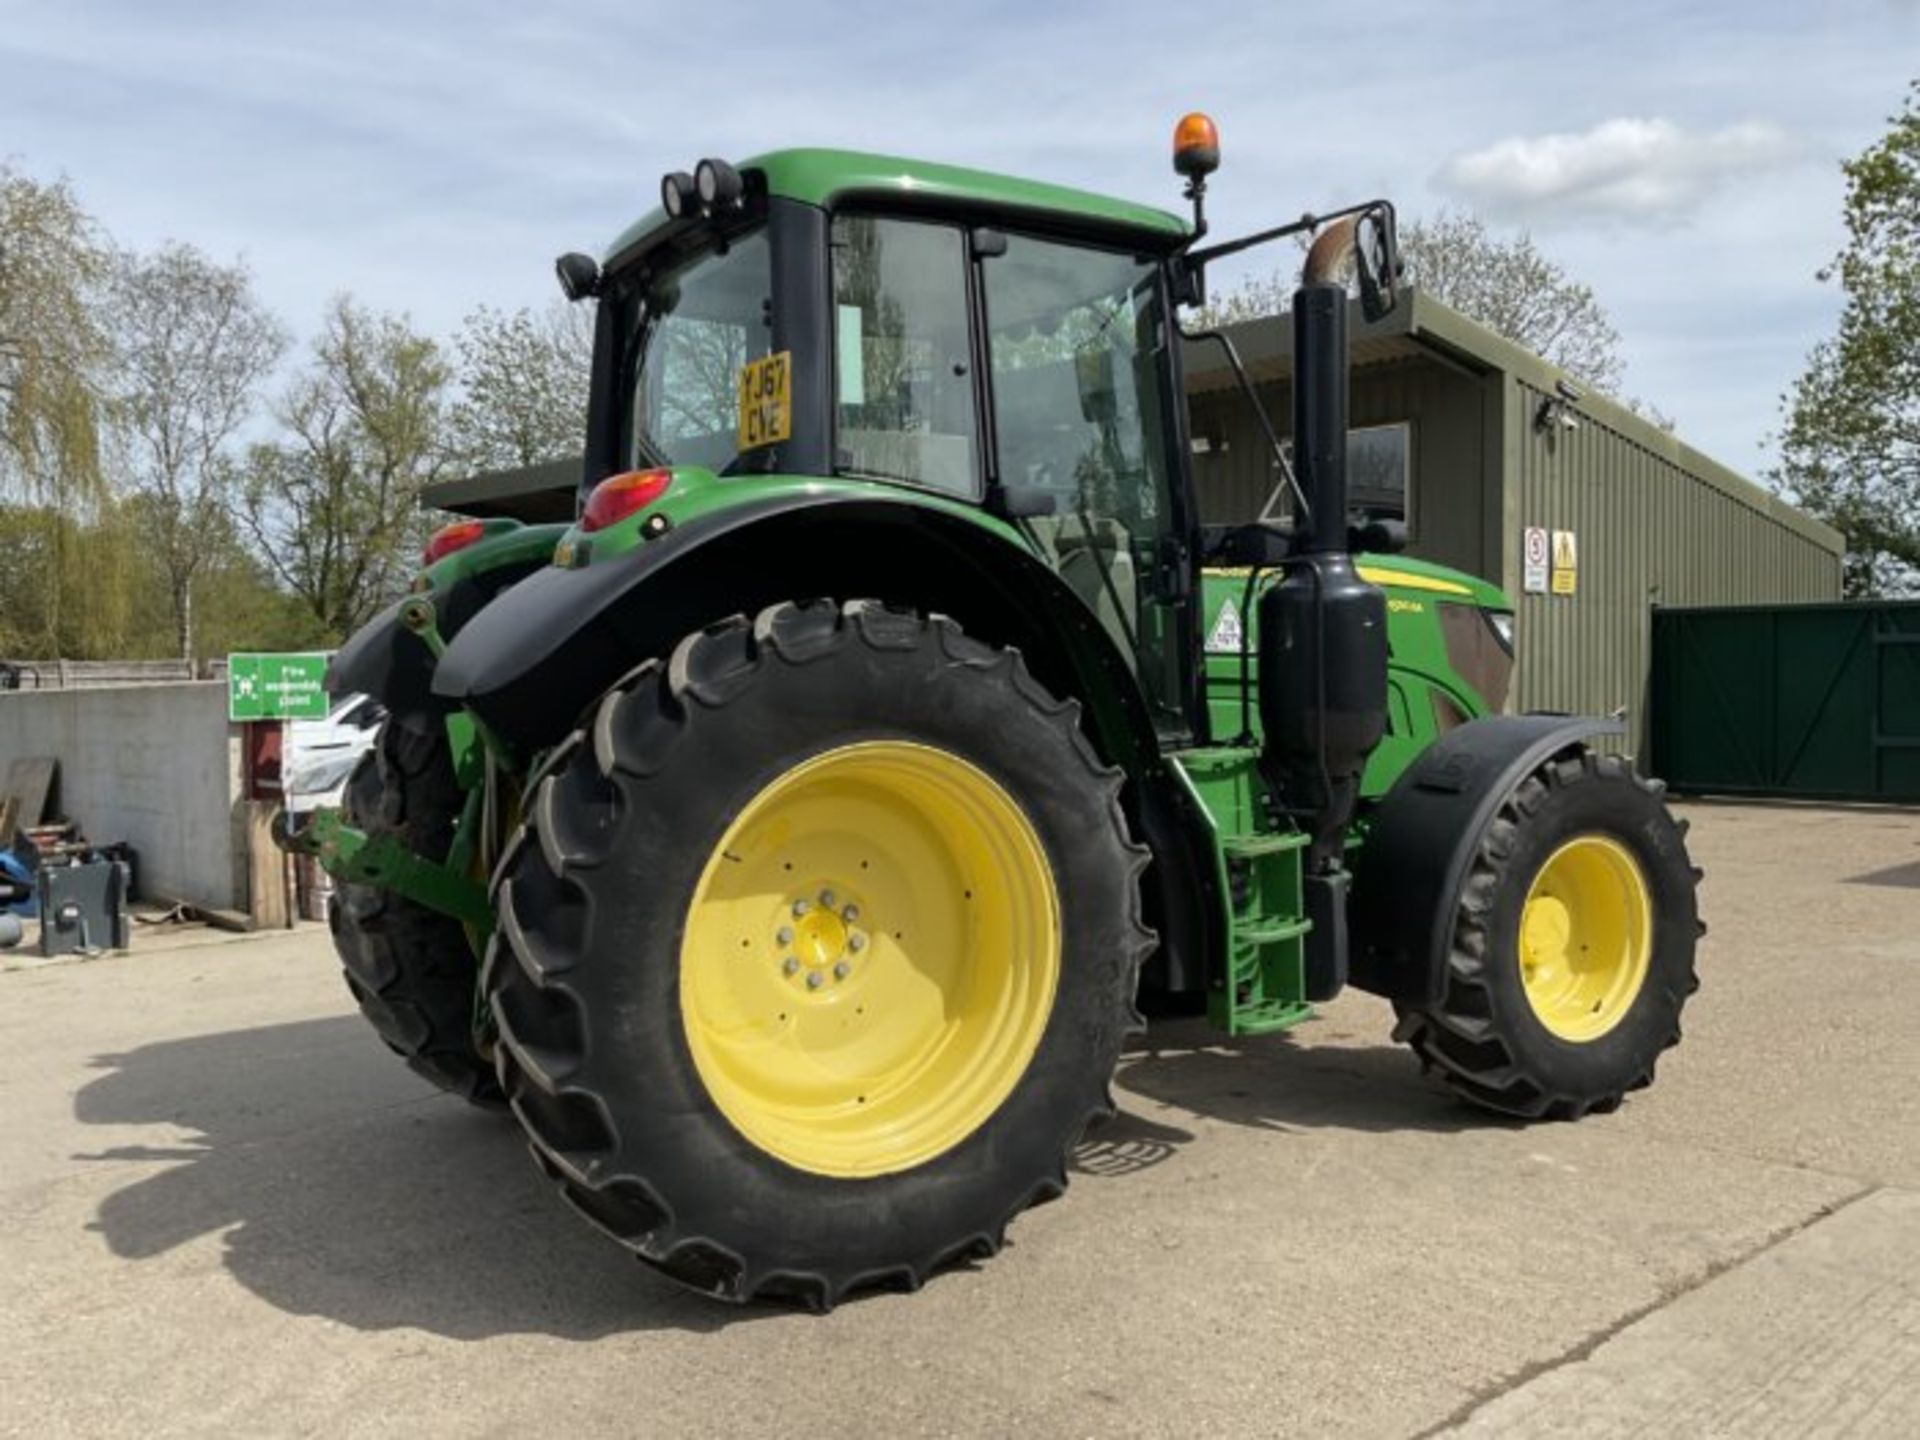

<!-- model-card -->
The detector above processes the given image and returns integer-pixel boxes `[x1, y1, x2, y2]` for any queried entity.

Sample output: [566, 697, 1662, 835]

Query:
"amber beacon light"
[1173, 112, 1220, 179]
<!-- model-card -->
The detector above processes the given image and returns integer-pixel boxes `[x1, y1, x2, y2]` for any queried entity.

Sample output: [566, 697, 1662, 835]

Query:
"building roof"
[602, 148, 1191, 263]
[1181, 288, 1845, 557]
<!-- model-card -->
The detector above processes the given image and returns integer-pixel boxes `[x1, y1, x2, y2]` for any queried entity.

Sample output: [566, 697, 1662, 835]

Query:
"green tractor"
[285, 115, 1702, 1308]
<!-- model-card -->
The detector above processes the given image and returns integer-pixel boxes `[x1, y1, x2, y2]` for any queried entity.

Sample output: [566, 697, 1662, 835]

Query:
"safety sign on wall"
[1522, 526, 1549, 594]
[1551, 529, 1579, 596]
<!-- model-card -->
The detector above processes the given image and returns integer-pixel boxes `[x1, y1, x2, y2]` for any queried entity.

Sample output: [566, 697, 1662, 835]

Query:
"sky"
[2, 0, 1914, 476]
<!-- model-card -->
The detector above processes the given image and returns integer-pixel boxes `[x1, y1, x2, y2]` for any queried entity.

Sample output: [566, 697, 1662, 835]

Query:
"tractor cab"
[568, 154, 1200, 734]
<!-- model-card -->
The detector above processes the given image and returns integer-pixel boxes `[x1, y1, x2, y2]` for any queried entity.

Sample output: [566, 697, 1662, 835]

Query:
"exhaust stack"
[1255, 220, 1390, 996]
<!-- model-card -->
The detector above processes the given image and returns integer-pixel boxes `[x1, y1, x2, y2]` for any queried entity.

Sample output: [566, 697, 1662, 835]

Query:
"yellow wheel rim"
[1518, 834, 1653, 1042]
[679, 740, 1061, 1178]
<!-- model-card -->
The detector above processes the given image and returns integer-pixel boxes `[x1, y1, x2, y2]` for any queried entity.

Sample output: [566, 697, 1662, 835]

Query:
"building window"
[1254, 421, 1413, 528]
[1349, 422, 1411, 522]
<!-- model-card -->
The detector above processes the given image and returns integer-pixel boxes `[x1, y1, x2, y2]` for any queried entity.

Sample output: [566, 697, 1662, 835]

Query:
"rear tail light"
[581, 468, 673, 533]
[423, 520, 487, 566]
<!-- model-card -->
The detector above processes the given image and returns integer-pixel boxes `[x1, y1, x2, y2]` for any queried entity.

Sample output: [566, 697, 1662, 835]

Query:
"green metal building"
[1182, 289, 1845, 752]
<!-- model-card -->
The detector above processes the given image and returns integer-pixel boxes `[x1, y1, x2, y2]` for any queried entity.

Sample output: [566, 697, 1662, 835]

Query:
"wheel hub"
[1517, 834, 1653, 1043]
[781, 891, 865, 992]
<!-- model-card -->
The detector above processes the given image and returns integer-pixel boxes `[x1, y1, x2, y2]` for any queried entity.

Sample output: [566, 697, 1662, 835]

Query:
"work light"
[695, 158, 743, 210]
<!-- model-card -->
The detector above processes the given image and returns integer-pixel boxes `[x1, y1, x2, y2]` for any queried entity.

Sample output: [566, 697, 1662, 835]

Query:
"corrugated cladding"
[1507, 377, 1842, 752]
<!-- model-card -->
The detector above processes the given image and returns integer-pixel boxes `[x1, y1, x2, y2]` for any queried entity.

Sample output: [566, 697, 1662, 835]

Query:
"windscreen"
[623, 230, 773, 474]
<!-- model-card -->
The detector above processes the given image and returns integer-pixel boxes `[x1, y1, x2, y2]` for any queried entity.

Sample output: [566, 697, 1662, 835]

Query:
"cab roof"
[604, 147, 1191, 261]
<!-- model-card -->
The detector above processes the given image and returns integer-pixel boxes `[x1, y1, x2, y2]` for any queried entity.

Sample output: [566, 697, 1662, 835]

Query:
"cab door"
[977, 233, 1197, 739]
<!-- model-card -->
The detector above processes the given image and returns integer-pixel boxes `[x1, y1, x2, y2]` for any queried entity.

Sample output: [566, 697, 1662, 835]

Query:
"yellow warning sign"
[738, 350, 792, 450]
[1551, 529, 1578, 596]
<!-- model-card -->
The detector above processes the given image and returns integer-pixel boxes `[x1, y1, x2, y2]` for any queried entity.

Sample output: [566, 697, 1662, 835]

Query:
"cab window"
[830, 216, 978, 495]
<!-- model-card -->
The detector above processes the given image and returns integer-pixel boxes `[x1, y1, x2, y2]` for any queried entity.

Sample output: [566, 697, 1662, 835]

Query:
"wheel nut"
[842, 904, 859, 922]
[806, 971, 824, 990]
[792, 899, 811, 916]
[820, 889, 836, 908]
[848, 933, 866, 952]
[776, 926, 793, 945]
[833, 961, 851, 980]
[782, 957, 800, 975]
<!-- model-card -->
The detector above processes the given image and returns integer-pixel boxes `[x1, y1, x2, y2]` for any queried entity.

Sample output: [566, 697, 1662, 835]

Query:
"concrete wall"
[0, 682, 245, 910]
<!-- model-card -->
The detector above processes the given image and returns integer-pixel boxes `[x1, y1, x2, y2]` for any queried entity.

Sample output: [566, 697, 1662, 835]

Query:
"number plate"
[738, 350, 792, 450]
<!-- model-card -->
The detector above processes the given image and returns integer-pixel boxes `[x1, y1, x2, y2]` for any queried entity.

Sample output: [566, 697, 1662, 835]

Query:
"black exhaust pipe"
[1256, 222, 1390, 997]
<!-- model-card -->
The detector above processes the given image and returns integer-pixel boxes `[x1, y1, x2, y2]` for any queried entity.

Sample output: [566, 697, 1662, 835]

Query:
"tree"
[1198, 208, 1627, 394]
[1397, 210, 1625, 393]
[108, 243, 286, 657]
[1775, 82, 1920, 597]
[444, 301, 590, 474]
[0, 164, 109, 504]
[240, 297, 450, 638]
[0, 165, 115, 653]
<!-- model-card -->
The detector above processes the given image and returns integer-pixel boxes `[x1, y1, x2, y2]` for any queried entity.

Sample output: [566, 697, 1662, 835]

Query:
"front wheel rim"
[1518, 833, 1654, 1042]
[679, 740, 1062, 1179]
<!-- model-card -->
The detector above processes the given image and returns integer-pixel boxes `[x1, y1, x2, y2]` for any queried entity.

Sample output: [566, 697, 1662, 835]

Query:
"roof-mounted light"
[1173, 112, 1220, 181]
[695, 157, 744, 211]
[661, 170, 697, 219]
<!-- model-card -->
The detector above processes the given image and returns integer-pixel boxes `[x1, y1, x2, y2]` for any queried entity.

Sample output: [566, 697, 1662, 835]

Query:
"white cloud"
[1437, 117, 1802, 226]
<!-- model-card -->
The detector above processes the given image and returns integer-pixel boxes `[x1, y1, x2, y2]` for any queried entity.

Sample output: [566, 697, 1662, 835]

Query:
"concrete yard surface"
[1, 801, 1917, 1438]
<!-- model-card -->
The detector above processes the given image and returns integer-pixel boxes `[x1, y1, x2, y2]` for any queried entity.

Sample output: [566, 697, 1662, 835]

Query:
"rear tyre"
[1392, 749, 1701, 1119]
[486, 600, 1153, 1307]
[330, 713, 501, 1105]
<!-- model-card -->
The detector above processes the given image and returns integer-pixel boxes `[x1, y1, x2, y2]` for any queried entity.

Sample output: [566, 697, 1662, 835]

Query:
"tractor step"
[1170, 747, 1316, 1037]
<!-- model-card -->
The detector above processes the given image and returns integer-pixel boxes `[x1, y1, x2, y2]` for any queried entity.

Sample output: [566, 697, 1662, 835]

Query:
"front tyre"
[485, 601, 1152, 1307]
[1392, 749, 1702, 1119]
[330, 713, 501, 1105]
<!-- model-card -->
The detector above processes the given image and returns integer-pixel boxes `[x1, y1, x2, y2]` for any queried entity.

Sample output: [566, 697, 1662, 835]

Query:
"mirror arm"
[1182, 197, 1394, 270]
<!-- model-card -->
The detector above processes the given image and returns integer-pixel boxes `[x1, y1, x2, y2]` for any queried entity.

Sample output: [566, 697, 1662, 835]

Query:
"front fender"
[1349, 714, 1625, 1006]
[325, 523, 565, 713]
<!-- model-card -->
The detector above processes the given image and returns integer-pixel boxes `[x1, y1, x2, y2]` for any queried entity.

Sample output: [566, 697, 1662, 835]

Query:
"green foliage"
[1196, 209, 1638, 401]
[445, 302, 589, 473]
[239, 297, 451, 639]
[108, 243, 287, 657]
[1776, 81, 1920, 597]
[0, 164, 110, 511]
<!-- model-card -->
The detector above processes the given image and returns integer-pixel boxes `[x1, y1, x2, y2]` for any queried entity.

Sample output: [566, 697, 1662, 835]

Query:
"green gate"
[1650, 602, 1920, 803]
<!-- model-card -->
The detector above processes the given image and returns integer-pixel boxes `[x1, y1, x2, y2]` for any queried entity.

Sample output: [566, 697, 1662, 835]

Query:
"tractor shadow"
[72, 1011, 1500, 1339]
[1112, 1014, 1512, 1137]
[71, 1015, 768, 1340]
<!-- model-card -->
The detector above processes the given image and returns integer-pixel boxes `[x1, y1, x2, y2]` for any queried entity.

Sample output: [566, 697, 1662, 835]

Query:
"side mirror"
[555, 252, 601, 303]
[1355, 205, 1402, 323]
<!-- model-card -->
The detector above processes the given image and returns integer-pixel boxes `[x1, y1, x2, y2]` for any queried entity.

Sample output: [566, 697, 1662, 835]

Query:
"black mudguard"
[327, 562, 545, 714]
[431, 492, 1164, 765]
[328, 601, 434, 713]
[1349, 714, 1624, 1007]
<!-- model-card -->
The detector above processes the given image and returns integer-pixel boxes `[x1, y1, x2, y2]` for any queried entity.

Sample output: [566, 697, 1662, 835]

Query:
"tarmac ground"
[2, 801, 1916, 1437]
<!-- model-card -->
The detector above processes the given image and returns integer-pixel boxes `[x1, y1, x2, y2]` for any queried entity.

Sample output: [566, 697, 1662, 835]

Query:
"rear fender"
[432, 493, 1161, 771]
[433, 492, 1222, 997]
[1349, 714, 1624, 1006]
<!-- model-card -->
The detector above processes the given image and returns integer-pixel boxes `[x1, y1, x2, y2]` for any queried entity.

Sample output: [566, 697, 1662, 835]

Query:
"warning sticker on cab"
[738, 350, 792, 450]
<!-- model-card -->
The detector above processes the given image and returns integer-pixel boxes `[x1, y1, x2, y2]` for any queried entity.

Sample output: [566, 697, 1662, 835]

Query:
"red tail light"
[423, 519, 487, 566]
[581, 468, 672, 533]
